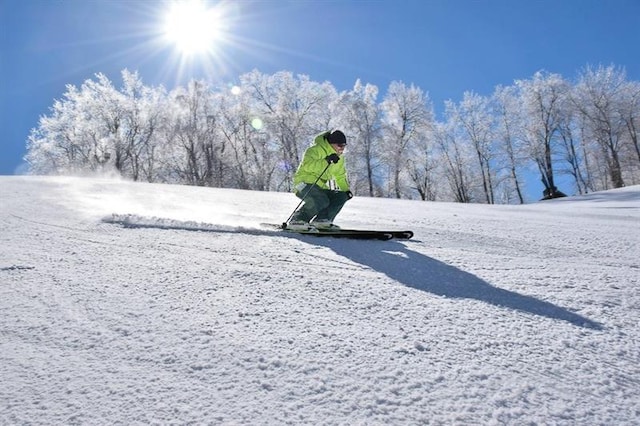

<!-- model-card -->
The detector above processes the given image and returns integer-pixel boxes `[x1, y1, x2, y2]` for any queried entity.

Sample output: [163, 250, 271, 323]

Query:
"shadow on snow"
[309, 237, 603, 330]
[103, 214, 602, 330]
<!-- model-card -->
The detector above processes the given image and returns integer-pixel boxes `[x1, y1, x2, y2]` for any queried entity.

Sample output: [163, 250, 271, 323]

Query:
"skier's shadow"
[309, 237, 602, 330]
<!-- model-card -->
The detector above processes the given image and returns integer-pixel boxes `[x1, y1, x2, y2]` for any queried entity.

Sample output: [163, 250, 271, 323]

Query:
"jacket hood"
[313, 132, 331, 147]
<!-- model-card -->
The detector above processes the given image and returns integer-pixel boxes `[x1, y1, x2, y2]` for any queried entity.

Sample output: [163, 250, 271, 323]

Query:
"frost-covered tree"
[406, 125, 438, 201]
[26, 86, 86, 174]
[433, 119, 473, 203]
[571, 65, 631, 189]
[617, 80, 640, 185]
[620, 81, 640, 160]
[26, 71, 169, 181]
[26, 73, 124, 174]
[516, 71, 568, 199]
[214, 85, 279, 190]
[449, 92, 496, 203]
[336, 80, 383, 196]
[380, 81, 434, 199]
[166, 80, 221, 186]
[556, 99, 590, 195]
[118, 70, 168, 182]
[492, 85, 526, 204]
[78, 73, 129, 173]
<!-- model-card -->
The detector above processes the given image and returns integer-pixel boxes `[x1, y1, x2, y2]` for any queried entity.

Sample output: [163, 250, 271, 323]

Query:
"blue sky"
[2, 0, 639, 183]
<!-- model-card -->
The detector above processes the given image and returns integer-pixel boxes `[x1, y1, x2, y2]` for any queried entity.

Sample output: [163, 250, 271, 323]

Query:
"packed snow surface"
[1, 176, 639, 425]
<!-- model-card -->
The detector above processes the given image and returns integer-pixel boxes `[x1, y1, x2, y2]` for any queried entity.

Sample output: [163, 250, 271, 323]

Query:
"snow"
[1, 175, 639, 425]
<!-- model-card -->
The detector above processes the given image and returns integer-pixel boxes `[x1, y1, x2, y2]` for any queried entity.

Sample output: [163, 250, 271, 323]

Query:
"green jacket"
[293, 132, 350, 193]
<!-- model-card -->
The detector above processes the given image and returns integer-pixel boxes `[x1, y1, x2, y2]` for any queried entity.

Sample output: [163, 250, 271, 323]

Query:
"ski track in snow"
[1, 176, 639, 425]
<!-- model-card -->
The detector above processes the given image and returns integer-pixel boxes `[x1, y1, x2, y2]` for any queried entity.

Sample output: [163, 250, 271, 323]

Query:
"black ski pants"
[293, 184, 350, 223]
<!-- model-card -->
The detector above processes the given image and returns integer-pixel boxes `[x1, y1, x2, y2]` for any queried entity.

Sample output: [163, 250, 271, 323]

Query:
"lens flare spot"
[251, 118, 263, 130]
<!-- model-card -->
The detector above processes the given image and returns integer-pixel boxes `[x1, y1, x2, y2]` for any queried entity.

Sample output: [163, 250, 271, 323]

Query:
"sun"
[163, 0, 224, 56]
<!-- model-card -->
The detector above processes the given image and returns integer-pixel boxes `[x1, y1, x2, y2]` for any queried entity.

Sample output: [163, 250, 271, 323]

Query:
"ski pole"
[283, 162, 331, 227]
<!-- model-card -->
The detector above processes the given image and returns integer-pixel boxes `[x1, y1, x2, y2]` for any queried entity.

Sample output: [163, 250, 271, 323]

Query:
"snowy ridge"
[1, 176, 639, 425]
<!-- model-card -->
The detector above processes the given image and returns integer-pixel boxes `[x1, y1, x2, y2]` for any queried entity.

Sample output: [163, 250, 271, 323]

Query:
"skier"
[287, 130, 353, 231]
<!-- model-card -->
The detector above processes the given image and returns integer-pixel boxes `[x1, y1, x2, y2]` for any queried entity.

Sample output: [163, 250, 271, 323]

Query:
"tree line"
[26, 65, 640, 203]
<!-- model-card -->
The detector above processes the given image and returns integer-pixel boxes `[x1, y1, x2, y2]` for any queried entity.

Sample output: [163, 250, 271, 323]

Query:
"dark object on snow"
[541, 186, 567, 200]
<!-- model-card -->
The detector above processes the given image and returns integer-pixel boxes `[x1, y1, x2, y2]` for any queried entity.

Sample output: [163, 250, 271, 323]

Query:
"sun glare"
[163, 0, 223, 56]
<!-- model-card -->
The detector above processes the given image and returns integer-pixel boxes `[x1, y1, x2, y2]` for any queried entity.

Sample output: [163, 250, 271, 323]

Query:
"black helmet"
[327, 130, 346, 145]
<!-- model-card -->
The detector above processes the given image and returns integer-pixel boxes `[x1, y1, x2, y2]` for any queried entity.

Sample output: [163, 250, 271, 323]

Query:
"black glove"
[325, 153, 340, 164]
[347, 191, 354, 199]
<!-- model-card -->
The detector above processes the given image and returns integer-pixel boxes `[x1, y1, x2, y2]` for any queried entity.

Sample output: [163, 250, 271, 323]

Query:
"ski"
[287, 228, 393, 240]
[321, 228, 413, 240]
[260, 223, 409, 240]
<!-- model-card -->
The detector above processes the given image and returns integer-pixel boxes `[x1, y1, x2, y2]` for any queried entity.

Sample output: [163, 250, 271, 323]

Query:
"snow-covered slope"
[1, 176, 639, 425]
